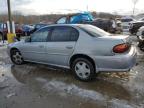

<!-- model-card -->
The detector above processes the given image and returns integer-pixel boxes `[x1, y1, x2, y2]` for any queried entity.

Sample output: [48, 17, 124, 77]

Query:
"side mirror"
[14, 37, 20, 42]
[25, 36, 31, 42]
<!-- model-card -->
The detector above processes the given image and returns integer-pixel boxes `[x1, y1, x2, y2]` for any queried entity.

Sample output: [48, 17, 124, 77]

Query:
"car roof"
[35, 23, 47, 25]
[42, 24, 85, 28]
[61, 12, 90, 17]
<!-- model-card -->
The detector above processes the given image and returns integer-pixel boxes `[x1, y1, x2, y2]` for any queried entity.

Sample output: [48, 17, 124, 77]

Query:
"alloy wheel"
[11, 51, 23, 65]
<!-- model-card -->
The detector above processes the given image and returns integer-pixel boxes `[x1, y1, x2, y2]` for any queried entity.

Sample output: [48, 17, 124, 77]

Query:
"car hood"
[8, 40, 24, 48]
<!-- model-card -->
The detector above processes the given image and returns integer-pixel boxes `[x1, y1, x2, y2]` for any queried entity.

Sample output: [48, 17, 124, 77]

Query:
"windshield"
[78, 24, 110, 37]
[121, 19, 133, 22]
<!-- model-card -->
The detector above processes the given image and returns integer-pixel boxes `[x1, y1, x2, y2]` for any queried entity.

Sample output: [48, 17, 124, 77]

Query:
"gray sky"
[0, 0, 144, 15]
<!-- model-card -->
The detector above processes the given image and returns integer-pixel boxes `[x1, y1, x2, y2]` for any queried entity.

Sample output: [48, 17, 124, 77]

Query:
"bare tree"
[132, 0, 139, 15]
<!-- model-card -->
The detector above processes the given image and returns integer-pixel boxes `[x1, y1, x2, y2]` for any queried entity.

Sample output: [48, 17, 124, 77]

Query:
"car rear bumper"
[94, 46, 137, 72]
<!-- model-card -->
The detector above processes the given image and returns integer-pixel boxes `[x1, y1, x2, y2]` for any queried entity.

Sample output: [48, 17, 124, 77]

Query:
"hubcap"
[12, 52, 23, 64]
[75, 61, 90, 79]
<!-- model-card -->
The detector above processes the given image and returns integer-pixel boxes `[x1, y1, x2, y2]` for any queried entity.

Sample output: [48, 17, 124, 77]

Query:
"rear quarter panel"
[72, 29, 124, 57]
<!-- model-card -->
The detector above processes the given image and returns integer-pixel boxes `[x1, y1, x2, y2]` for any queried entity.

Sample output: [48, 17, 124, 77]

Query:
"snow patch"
[109, 99, 134, 108]
[35, 77, 47, 83]
[0, 41, 8, 46]
[43, 80, 106, 101]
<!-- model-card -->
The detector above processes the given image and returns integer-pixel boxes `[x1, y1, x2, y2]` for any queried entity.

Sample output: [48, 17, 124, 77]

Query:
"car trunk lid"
[107, 35, 132, 44]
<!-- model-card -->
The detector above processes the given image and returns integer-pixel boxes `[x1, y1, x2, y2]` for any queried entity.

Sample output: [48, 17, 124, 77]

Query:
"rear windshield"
[78, 24, 110, 37]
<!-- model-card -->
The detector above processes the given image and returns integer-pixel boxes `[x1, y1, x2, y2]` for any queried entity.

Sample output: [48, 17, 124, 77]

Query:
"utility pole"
[7, 0, 12, 33]
[87, 5, 89, 11]
[7, 0, 15, 44]
[132, 0, 139, 16]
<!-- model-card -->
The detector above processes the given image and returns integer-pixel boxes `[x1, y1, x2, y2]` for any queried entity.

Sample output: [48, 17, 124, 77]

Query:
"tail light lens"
[113, 43, 130, 53]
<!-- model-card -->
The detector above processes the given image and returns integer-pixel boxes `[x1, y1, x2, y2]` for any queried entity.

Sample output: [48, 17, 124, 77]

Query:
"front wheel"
[11, 50, 24, 65]
[72, 58, 95, 81]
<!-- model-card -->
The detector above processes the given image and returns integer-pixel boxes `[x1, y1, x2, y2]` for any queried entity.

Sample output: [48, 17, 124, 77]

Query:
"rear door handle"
[66, 46, 73, 49]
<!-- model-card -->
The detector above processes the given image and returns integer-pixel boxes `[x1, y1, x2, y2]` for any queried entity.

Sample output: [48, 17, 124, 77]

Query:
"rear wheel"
[11, 50, 24, 65]
[72, 58, 95, 81]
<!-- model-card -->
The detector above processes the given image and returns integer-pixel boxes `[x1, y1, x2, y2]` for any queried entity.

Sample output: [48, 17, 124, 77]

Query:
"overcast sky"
[0, 0, 144, 15]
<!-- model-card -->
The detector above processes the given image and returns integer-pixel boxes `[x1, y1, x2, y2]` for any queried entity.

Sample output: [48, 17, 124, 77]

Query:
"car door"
[20, 27, 50, 62]
[45, 26, 79, 67]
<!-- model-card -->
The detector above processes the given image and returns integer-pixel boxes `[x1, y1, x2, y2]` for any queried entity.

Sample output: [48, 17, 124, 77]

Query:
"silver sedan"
[7, 24, 137, 81]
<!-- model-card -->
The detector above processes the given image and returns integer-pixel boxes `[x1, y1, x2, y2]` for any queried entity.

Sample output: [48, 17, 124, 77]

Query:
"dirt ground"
[0, 36, 144, 108]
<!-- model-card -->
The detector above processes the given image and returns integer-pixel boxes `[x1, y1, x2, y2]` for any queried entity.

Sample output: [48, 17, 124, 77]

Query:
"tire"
[10, 50, 24, 65]
[71, 58, 95, 81]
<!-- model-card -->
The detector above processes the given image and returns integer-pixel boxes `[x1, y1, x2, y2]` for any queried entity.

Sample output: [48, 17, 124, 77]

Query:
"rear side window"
[50, 26, 79, 42]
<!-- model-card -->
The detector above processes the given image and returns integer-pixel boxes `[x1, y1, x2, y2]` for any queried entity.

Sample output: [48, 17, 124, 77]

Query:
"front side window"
[57, 17, 67, 24]
[51, 26, 79, 42]
[31, 27, 50, 42]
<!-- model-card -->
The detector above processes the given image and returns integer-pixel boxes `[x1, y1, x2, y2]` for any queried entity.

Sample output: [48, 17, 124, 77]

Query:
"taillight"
[113, 43, 130, 53]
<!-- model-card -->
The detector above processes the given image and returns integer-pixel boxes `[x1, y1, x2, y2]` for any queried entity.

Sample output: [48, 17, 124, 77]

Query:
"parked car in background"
[0, 23, 7, 40]
[138, 35, 144, 51]
[139, 17, 144, 21]
[115, 19, 122, 34]
[0, 23, 23, 40]
[121, 16, 135, 33]
[15, 24, 23, 37]
[129, 21, 144, 35]
[136, 26, 144, 37]
[31, 23, 48, 33]
[7, 24, 137, 81]
[22, 25, 34, 36]
[55, 12, 93, 24]
[55, 12, 113, 32]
